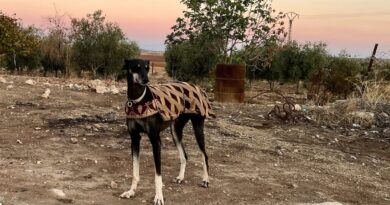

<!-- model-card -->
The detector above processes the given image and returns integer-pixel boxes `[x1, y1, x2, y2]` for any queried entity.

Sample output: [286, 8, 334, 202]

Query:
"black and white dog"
[119, 59, 212, 205]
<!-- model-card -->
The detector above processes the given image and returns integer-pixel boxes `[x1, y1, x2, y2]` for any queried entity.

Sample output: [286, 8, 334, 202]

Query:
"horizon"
[1, 0, 390, 58]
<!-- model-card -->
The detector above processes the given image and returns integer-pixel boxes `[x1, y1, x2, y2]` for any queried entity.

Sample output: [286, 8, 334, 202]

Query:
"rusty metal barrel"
[214, 64, 246, 103]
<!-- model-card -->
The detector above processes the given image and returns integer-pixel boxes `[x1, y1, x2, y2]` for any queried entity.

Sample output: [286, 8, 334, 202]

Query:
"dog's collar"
[127, 87, 147, 107]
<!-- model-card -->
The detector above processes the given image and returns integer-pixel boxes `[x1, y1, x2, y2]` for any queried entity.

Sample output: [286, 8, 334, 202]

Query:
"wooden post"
[362, 43, 379, 96]
[367, 43, 378, 73]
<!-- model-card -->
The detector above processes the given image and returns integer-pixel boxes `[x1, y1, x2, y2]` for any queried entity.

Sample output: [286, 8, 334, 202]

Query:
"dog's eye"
[138, 64, 140, 67]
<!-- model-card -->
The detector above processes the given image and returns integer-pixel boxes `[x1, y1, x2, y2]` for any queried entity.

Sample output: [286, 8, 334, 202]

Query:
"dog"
[119, 59, 215, 205]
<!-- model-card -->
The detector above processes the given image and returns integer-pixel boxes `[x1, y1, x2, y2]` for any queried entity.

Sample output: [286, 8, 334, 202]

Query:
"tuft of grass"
[355, 80, 390, 110]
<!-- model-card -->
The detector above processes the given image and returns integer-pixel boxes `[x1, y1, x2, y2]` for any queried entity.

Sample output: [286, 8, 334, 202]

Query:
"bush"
[324, 53, 363, 98]
[165, 36, 218, 82]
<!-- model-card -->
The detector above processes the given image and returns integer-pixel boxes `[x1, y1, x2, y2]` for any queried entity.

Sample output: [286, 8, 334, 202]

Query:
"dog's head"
[122, 59, 150, 85]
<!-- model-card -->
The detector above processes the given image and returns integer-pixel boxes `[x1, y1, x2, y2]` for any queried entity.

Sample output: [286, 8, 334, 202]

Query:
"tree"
[324, 52, 363, 98]
[0, 11, 42, 73]
[267, 41, 328, 92]
[70, 10, 139, 78]
[41, 7, 71, 77]
[41, 31, 67, 77]
[166, 0, 286, 63]
[165, 34, 219, 82]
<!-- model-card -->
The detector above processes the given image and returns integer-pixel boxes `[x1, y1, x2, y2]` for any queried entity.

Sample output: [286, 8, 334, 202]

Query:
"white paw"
[120, 190, 136, 198]
[174, 176, 184, 184]
[154, 194, 164, 205]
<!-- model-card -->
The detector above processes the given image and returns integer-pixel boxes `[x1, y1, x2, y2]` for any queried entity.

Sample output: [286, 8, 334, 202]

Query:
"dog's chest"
[127, 119, 148, 133]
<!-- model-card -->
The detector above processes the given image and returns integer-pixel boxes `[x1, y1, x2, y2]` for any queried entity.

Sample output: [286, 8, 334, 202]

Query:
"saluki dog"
[119, 59, 215, 205]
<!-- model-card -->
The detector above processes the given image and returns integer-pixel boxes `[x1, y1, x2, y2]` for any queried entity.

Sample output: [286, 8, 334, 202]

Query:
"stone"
[294, 104, 302, 111]
[6, 85, 13, 90]
[41, 88, 51, 99]
[110, 181, 118, 189]
[70, 138, 78, 144]
[296, 202, 343, 205]
[25, 79, 36, 85]
[51, 188, 66, 197]
[0, 77, 6, 83]
[347, 111, 375, 128]
[109, 85, 120, 94]
[95, 85, 109, 94]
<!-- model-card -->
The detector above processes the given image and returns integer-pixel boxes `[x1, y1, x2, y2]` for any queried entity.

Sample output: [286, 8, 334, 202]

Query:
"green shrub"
[165, 37, 218, 82]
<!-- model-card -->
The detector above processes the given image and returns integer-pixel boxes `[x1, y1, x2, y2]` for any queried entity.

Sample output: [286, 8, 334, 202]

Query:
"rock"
[110, 181, 118, 189]
[70, 138, 78, 144]
[352, 123, 361, 128]
[296, 203, 343, 205]
[120, 86, 127, 93]
[25, 79, 36, 85]
[0, 77, 7, 83]
[286, 183, 298, 189]
[347, 111, 375, 128]
[89, 79, 105, 89]
[41, 88, 51, 99]
[6, 85, 13, 90]
[16, 139, 23, 144]
[275, 146, 283, 156]
[95, 85, 109, 94]
[68, 83, 88, 91]
[294, 104, 302, 111]
[379, 112, 389, 119]
[51, 188, 66, 197]
[109, 85, 120, 94]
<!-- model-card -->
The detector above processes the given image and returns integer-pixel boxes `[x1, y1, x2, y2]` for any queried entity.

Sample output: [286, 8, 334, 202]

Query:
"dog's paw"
[199, 181, 209, 188]
[173, 177, 184, 184]
[120, 190, 136, 199]
[154, 195, 164, 205]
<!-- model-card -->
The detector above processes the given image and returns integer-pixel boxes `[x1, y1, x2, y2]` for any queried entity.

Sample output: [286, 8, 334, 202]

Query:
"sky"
[1, 0, 390, 57]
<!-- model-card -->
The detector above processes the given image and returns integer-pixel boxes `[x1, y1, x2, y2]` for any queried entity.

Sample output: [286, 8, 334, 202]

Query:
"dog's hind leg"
[148, 130, 164, 205]
[191, 115, 209, 188]
[120, 132, 141, 198]
[171, 115, 190, 183]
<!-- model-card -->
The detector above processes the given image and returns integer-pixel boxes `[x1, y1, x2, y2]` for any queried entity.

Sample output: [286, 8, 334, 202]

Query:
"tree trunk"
[92, 68, 97, 79]
[295, 80, 300, 94]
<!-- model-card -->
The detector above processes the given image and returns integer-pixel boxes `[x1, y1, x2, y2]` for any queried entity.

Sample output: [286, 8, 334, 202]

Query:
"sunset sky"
[1, 0, 390, 57]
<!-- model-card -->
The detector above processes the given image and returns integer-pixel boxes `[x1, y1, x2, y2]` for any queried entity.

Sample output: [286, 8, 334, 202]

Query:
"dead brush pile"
[307, 80, 390, 129]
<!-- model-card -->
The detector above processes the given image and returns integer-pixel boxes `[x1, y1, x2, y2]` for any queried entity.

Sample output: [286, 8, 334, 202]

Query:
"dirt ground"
[0, 70, 389, 205]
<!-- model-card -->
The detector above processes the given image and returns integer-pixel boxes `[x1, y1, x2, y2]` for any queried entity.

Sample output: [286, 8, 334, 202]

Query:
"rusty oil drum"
[214, 64, 246, 103]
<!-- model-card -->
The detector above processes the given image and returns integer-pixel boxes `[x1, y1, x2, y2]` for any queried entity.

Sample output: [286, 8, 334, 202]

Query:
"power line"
[286, 12, 299, 43]
[302, 12, 390, 19]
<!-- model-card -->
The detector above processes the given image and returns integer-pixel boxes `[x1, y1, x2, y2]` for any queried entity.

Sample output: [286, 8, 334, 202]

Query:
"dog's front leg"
[148, 130, 164, 205]
[120, 132, 141, 199]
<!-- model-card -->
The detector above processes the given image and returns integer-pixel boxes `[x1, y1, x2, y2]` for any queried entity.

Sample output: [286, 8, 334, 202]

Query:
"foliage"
[166, 0, 286, 64]
[40, 9, 71, 77]
[165, 35, 219, 82]
[70, 10, 139, 78]
[324, 52, 363, 98]
[308, 51, 364, 103]
[0, 11, 42, 72]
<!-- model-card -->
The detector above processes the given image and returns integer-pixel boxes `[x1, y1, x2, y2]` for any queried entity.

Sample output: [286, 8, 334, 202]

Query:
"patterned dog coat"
[126, 82, 214, 121]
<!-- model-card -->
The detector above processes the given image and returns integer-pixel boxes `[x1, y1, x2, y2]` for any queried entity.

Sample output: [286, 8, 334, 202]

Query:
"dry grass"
[356, 80, 390, 110]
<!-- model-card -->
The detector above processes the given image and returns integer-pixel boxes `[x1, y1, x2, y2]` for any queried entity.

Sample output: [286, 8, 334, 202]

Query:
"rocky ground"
[0, 72, 389, 205]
